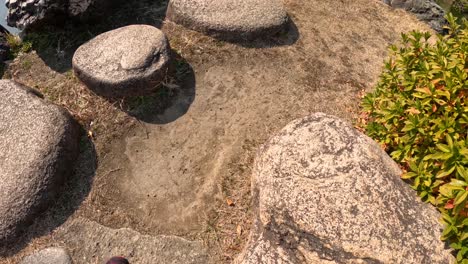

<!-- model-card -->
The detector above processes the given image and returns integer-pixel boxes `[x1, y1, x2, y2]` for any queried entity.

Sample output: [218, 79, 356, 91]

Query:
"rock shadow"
[0, 133, 97, 257]
[112, 53, 196, 124]
[211, 17, 300, 49]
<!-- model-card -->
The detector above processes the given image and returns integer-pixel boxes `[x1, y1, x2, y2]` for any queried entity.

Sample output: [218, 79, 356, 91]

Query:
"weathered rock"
[5, 0, 113, 30]
[72, 25, 171, 98]
[237, 113, 454, 263]
[383, 0, 446, 32]
[166, 0, 289, 40]
[20, 247, 73, 264]
[0, 80, 79, 245]
[54, 217, 212, 264]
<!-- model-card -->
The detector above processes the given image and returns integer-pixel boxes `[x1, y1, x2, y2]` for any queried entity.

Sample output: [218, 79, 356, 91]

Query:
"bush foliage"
[361, 14, 468, 262]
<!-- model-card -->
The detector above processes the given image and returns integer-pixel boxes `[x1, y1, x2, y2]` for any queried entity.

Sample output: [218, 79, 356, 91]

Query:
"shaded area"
[233, 18, 300, 49]
[119, 52, 196, 124]
[0, 134, 97, 257]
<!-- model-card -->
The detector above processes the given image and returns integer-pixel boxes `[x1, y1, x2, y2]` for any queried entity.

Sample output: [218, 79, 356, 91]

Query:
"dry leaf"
[236, 225, 242, 236]
[226, 198, 235, 206]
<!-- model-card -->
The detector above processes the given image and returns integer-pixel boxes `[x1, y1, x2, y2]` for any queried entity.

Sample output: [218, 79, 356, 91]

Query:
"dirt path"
[1, 0, 432, 263]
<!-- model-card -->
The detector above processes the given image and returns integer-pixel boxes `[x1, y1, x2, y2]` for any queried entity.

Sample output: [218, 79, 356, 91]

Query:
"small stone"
[236, 113, 454, 263]
[20, 247, 73, 264]
[166, 0, 289, 40]
[72, 25, 171, 98]
[0, 80, 80, 245]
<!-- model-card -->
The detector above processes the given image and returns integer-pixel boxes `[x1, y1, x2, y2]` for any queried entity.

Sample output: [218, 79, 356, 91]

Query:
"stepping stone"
[54, 217, 212, 263]
[237, 113, 454, 263]
[73, 25, 171, 98]
[166, 0, 289, 40]
[20, 247, 73, 264]
[0, 80, 80, 245]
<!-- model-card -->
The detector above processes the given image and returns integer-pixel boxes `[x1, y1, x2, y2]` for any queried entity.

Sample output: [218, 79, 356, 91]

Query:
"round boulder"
[0, 80, 79, 245]
[166, 0, 289, 40]
[20, 247, 73, 264]
[73, 25, 171, 98]
[237, 113, 454, 263]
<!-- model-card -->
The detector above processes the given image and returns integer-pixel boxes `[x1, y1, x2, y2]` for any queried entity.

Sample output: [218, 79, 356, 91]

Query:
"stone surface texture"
[20, 247, 73, 264]
[72, 25, 171, 98]
[383, 0, 446, 32]
[236, 113, 454, 264]
[54, 217, 212, 264]
[5, 0, 110, 30]
[0, 80, 79, 245]
[166, 0, 289, 40]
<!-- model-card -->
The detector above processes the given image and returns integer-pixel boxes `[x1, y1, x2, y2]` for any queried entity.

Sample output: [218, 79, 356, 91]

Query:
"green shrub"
[5, 33, 32, 58]
[452, 0, 468, 15]
[361, 14, 468, 262]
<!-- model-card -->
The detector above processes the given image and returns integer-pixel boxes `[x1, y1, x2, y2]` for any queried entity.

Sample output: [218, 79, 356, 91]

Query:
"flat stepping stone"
[237, 113, 454, 263]
[20, 247, 73, 264]
[166, 0, 289, 40]
[73, 25, 171, 98]
[54, 217, 212, 263]
[0, 80, 79, 245]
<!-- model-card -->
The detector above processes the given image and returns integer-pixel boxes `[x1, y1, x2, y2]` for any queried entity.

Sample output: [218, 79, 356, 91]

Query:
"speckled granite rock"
[72, 25, 171, 98]
[20, 247, 73, 264]
[166, 0, 289, 40]
[0, 80, 79, 245]
[236, 113, 454, 263]
[383, 0, 446, 32]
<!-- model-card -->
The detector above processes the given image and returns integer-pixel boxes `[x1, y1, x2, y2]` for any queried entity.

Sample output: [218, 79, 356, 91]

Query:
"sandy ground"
[0, 0, 433, 263]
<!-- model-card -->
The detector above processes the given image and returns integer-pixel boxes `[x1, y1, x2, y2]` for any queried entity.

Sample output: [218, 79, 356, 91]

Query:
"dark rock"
[384, 0, 447, 32]
[20, 247, 73, 264]
[0, 80, 80, 246]
[5, 0, 114, 30]
[166, 0, 289, 41]
[72, 25, 171, 98]
[236, 113, 454, 263]
[0, 25, 11, 62]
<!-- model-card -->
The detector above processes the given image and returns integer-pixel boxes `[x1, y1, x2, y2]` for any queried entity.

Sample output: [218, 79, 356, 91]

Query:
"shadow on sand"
[116, 53, 196, 125]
